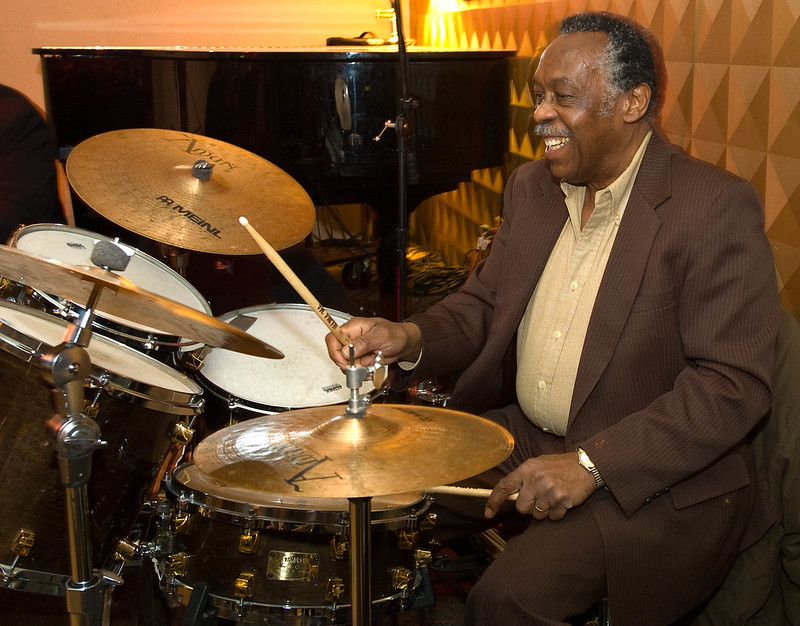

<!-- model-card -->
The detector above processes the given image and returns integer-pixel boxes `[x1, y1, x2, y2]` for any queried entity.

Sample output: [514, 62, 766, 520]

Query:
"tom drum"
[0, 300, 204, 595]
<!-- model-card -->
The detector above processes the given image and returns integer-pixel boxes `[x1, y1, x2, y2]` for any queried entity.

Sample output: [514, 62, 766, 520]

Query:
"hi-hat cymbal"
[191, 404, 514, 498]
[0, 245, 283, 358]
[65, 129, 316, 255]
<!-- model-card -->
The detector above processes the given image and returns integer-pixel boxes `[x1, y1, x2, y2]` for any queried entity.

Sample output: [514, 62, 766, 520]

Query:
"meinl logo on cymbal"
[155, 196, 223, 239]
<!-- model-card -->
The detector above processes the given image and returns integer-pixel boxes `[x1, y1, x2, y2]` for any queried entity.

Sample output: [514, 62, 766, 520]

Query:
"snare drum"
[0, 300, 204, 596]
[193, 303, 375, 429]
[5, 223, 212, 359]
[157, 463, 432, 624]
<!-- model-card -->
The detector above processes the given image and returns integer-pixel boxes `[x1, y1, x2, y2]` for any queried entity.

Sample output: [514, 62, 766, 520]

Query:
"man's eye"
[533, 93, 544, 106]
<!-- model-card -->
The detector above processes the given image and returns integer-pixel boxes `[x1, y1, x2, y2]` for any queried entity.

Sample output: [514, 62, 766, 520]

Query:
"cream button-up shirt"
[516, 131, 652, 435]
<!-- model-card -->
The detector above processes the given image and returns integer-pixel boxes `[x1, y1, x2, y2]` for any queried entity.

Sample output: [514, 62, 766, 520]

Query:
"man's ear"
[623, 83, 651, 123]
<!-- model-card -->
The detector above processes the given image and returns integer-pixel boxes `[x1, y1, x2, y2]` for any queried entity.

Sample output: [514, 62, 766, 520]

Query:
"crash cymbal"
[65, 129, 316, 255]
[191, 404, 514, 498]
[0, 245, 283, 358]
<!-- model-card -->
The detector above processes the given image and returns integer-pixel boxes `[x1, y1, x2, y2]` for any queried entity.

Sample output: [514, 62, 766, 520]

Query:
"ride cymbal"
[190, 404, 514, 498]
[65, 129, 316, 255]
[0, 245, 283, 358]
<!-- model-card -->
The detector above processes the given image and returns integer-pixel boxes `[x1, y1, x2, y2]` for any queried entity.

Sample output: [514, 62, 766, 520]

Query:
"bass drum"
[5, 223, 212, 361]
[192, 303, 376, 429]
[0, 300, 204, 596]
[157, 462, 432, 624]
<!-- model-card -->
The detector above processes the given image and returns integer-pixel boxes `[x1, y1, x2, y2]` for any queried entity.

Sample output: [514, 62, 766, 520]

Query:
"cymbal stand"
[42, 245, 131, 624]
[343, 348, 384, 626]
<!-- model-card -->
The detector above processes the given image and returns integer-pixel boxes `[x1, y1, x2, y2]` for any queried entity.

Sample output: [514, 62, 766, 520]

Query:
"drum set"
[0, 129, 514, 625]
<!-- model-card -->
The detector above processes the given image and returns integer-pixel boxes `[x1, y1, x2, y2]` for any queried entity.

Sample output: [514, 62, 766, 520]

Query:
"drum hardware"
[326, 578, 346, 604]
[389, 567, 414, 592]
[145, 418, 198, 502]
[234, 572, 255, 599]
[111, 539, 140, 564]
[65, 129, 316, 256]
[40, 279, 123, 625]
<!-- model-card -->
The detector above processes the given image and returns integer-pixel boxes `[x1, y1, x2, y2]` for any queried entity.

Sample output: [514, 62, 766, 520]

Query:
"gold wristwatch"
[577, 447, 605, 489]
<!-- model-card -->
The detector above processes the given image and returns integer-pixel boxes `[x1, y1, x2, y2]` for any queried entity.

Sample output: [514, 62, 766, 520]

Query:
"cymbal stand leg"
[43, 283, 122, 625]
[349, 497, 372, 626]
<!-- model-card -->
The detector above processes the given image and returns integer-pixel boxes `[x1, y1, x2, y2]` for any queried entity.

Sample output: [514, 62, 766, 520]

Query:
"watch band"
[577, 447, 605, 489]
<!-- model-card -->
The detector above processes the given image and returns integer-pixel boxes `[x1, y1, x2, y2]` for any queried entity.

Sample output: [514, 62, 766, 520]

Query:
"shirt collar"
[560, 130, 653, 229]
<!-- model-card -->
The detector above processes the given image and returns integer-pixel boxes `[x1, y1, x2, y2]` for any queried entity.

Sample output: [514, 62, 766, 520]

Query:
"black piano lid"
[33, 46, 516, 62]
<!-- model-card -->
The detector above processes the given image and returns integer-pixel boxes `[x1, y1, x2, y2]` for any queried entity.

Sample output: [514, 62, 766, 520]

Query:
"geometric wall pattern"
[408, 0, 800, 317]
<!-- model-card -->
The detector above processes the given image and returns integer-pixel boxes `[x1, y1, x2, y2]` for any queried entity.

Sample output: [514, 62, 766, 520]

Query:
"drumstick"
[427, 485, 519, 501]
[239, 216, 352, 346]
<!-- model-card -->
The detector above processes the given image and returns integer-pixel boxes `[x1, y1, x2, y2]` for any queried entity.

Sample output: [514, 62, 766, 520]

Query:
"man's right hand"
[325, 317, 422, 369]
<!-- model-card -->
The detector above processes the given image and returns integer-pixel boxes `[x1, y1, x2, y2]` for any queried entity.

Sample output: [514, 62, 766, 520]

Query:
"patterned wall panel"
[409, 0, 800, 315]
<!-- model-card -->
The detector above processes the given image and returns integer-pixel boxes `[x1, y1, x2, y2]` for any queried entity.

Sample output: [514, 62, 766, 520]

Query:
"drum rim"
[9, 223, 212, 342]
[10, 223, 212, 314]
[197, 302, 373, 409]
[167, 463, 429, 525]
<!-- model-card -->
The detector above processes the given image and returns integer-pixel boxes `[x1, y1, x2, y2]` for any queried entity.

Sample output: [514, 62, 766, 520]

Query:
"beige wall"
[2, 0, 407, 111]
[410, 0, 800, 316]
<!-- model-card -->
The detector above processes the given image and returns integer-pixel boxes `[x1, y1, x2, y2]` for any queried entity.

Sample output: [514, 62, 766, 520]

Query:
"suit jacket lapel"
[495, 174, 567, 342]
[569, 133, 674, 423]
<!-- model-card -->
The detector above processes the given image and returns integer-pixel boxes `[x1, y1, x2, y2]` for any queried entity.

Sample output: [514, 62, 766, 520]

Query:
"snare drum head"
[199, 303, 374, 409]
[11, 224, 211, 332]
[0, 299, 202, 399]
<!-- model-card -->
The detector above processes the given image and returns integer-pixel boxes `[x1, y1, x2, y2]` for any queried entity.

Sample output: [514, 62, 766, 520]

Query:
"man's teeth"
[544, 137, 570, 151]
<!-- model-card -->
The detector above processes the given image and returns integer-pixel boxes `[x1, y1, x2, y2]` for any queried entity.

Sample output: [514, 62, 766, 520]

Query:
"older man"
[327, 12, 779, 625]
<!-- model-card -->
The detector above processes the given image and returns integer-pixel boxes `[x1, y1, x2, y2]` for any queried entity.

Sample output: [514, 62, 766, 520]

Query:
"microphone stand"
[390, 0, 416, 322]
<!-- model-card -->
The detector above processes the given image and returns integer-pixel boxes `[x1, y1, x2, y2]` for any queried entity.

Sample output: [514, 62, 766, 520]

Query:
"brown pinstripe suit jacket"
[408, 130, 780, 623]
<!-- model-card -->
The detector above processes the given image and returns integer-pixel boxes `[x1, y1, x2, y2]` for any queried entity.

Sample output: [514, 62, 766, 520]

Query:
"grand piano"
[33, 46, 514, 316]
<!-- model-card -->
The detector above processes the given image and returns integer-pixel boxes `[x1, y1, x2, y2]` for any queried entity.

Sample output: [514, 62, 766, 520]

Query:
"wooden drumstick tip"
[239, 216, 249, 226]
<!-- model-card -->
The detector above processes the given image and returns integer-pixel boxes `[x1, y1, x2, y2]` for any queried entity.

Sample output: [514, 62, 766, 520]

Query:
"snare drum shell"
[159, 464, 429, 621]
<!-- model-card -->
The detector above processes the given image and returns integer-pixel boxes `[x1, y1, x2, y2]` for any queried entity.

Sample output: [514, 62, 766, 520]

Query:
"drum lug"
[330, 535, 348, 560]
[238, 529, 260, 554]
[396, 528, 419, 550]
[172, 511, 192, 535]
[165, 552, 190, 578]
[170, 421, 195, 445]
[233, 571, 256, 599]
[325, 577, 346, 603]
[420, 512, 437, 530]
[389, 566, 414, 591]
[414, 548, 433, 569]
[113, 538, 139, 562]
[11, 529, 35, 557]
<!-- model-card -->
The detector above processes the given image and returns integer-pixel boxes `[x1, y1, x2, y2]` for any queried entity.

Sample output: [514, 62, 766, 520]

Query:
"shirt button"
[570, 280, 579, 290]
[553, 330, 561, 339]
[538, 380, 546, 390]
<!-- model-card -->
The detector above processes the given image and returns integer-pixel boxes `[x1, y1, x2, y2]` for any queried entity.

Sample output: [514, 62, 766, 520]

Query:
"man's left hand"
[485, 452, 597, 520]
